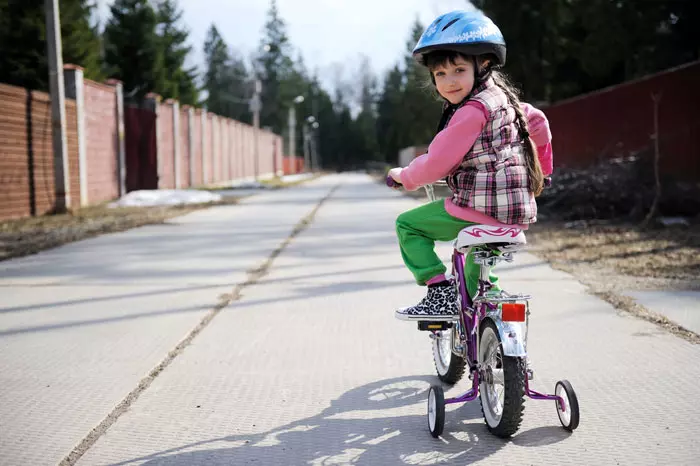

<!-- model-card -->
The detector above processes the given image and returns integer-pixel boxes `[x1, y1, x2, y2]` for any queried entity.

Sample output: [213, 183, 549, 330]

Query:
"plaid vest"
[445, 78, 537, 225]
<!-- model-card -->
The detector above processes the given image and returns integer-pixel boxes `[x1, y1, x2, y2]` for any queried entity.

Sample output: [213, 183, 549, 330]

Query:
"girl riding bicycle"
[389, 10, 554, 320]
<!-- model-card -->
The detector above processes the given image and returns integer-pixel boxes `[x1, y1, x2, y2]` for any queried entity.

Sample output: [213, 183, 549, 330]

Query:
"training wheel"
[427, 385, 445, 438]
[555, 380, 580, 431]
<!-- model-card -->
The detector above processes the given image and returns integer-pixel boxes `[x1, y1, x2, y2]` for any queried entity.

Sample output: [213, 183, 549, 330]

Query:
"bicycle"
[387, 176, 579, 438]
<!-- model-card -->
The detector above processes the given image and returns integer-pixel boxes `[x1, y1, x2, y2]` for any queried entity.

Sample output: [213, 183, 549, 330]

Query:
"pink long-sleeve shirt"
[398, 102, 553, 229]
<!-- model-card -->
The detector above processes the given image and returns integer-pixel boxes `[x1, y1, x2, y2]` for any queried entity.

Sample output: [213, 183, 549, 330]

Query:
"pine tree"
[0, 0, 47, 89]
[333, 101, 354, 171]
[375, 19, 442, 165]
[224, 51, 252, 122]
[308, 75, 335, 169]
[103, 0, 165, 101]
[0, 0, 102, 90]
[255, 0, 294, 135]
[376, 65, 405, 164]
[354, 55, 380, 161]
[155, 0, 198, 105]
[61, 0, 103, 82]
[401, 18, 443, 146]
[203, 24, 231, 115]
[473, 0, 700, 102]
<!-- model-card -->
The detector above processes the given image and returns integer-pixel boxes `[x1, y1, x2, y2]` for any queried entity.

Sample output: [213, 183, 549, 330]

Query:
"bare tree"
[642, 92, 663, 227]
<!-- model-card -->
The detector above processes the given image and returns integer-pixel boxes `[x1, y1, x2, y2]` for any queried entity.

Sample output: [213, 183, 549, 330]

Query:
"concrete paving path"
[1, 173, 699, 466]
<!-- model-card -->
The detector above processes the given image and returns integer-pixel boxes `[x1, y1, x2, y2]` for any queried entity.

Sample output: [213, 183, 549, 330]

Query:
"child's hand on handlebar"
[387, 168, 403, 189]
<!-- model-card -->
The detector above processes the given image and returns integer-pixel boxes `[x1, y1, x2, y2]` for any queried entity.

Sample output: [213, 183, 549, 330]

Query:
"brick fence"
[0, 65, 286, 221]
[542, 60, 700, 181]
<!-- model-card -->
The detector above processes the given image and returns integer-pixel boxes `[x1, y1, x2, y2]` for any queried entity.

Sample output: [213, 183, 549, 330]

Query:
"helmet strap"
[473, 56, 493, 84]
[457, 56, 492, 103]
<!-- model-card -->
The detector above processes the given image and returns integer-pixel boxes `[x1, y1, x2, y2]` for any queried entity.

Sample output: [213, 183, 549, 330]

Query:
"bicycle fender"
[492, 319, 527, 357]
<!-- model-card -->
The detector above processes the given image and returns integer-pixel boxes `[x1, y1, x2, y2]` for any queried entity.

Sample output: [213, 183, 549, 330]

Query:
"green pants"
[396, 199, 499, 297]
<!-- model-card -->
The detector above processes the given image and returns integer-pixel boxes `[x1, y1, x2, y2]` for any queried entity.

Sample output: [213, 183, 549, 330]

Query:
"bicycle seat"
[455, 225, 527, 252]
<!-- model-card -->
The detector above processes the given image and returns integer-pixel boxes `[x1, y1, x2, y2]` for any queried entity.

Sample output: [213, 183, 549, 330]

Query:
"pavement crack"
[58, 183, 340, 466]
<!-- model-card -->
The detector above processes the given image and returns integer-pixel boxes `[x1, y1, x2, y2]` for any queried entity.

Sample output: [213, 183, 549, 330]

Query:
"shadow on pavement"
[111, 376, 568, 466]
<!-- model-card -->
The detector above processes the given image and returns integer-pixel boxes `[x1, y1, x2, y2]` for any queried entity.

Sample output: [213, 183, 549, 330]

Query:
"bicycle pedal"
[527, 368, 535, 380]
[417, 321, 452, 331]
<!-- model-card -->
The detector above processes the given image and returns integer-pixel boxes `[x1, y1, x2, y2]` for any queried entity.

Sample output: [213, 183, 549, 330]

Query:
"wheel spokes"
[556, 386, 571, 425]
[439, 331, 451, 362]
[492, 368, 504, 385]
[480, 332, 506, 421]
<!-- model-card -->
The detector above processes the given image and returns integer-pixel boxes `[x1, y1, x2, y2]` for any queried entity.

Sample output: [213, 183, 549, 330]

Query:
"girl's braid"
[491, 71, 544, 196]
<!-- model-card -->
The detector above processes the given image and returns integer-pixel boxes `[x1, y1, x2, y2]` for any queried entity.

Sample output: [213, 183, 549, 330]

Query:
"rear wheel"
[478, 320, 525, 438]
[432, 327, 466, 384]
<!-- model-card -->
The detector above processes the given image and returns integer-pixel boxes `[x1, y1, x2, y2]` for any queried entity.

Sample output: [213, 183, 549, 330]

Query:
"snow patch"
[109, 190, 223, 208]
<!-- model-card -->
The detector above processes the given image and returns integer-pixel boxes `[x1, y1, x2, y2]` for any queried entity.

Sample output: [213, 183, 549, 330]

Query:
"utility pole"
[288, 106, 296, 174]
[288, 95, 304, 174]
[302, 124, 310, 173]
[45, 0, 70, 212]
[311, 83, 320, 173]
[311, 121, 320, 172]
[303, 116, 318, 173]
[250, 80, 262, 180]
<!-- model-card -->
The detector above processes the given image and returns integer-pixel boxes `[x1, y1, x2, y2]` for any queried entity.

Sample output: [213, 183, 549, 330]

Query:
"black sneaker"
[395, 283, 459, 321]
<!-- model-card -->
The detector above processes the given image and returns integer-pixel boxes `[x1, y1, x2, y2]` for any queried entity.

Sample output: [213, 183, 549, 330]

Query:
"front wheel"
[479, 319, 525, 438]
[432, 328, 466, 384]
[555, 380, 580, 431]
[427, 385, 445, 438]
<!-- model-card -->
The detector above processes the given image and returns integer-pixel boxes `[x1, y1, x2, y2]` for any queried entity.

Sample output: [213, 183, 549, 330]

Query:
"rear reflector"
[501, 303, 526, 322]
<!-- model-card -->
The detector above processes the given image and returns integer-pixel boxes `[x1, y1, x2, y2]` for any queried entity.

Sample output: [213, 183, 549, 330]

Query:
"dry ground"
[526, 219, 700, 343]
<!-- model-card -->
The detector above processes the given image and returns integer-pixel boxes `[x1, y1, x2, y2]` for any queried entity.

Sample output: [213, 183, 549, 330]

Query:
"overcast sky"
[95, 0, 474, 93]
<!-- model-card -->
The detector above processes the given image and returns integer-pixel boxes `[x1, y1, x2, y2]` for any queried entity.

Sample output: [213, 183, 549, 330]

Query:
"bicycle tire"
[478, 319, 526, 438]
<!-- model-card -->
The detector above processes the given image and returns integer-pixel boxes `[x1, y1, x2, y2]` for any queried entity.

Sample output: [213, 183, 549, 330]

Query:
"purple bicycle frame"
[443, 250, 567, 412]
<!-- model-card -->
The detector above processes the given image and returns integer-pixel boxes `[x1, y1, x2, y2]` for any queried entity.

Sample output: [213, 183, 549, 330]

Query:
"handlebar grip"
[386, 175, 402, 188]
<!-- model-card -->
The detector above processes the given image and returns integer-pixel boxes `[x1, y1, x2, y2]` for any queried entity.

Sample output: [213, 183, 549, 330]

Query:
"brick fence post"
[187, 106, 195, 187]
[145, 93, 162, 188]
[220, 117, 227, 183]
[212, 115, 219, 182]
[223, 118, 230, 182]
[201, 109, 208, 185]
[166, 99, 181, 189]
[63, 64, 87, 206]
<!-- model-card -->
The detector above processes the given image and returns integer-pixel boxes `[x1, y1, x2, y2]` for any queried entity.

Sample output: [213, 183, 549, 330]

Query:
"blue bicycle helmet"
[413, 10, 506, 66]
